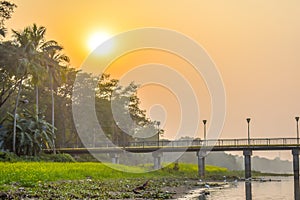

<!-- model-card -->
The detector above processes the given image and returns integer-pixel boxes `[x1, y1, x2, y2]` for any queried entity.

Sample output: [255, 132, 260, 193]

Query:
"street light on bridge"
[203, 120, 207, 145]
[295, 117, 299, 145]
[156, 121, 161, 147]
[246, 118, 251, 145]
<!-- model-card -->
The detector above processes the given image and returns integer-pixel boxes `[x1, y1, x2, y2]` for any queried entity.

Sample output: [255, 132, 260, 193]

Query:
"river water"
[189, 176, 294, 200]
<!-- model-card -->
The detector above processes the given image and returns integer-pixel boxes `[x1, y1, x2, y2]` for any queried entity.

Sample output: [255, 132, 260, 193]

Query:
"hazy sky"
[6, 0, 300, 159]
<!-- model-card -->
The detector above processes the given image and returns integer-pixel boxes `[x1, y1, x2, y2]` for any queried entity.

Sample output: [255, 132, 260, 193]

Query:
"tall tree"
[0, 40, 32, 153]
[54, 66, 78, 148]
[10, 24, 63, 152]
[43, 49, 70, 152]
[95, 74, 158, 147]
[12, 24, 64, 119]
[0, 1, 17, 111]
[0, 42, 23, 110]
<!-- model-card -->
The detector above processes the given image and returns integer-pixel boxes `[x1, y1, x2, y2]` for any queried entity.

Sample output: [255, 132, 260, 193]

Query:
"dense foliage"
[0, 151, 75, 162]
[0, 1, 158, 155]
[0, 109, 54, 156]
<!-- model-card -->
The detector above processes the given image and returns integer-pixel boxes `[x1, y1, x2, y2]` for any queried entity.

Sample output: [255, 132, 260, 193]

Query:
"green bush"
[0, 109, 55, 156]
[46, 153, 75, 162]
[72, 154, 99, 162]
[0, 151, 75, 162]
[0, 151, 20, 162]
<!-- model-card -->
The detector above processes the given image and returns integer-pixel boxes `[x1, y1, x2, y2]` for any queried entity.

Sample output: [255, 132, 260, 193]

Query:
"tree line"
[0, 1, 161, 156]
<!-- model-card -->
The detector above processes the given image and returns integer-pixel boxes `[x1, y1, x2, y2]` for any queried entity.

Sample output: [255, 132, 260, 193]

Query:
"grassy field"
[1, 161, 288, 199]
[0, 162, 228, 187]
[0, 162, 230, 199]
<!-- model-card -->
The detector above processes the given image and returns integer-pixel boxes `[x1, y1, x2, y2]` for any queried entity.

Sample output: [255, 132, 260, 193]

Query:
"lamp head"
[246, 118, 251, 123]
[157, 121, 161, 127]
[296, 117, 299, 122]
[203, 120, 207, 125]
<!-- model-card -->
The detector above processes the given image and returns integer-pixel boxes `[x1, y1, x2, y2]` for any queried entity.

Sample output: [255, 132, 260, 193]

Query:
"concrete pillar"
[292, 149, 300, 200]
[243, 149, 252, 200]
[243, 149, 252, 179]
[152, 152, 163, 170]
[197, 151, 206, 178]
[110, 153, 120, 164]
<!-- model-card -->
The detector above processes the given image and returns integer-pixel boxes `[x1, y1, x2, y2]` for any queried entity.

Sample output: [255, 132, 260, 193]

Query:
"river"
[184, 176, 294, 200]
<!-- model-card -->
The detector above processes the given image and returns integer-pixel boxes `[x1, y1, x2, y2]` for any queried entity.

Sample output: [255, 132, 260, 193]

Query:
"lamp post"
[246, 118, 251, 145]
[296, 117, 299, 145]
[156, 121, 161, 147]
[203, 120, 207, 146]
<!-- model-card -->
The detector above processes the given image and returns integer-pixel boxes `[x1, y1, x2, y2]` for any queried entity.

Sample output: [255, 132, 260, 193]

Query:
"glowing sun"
[87, 32, 112, 53]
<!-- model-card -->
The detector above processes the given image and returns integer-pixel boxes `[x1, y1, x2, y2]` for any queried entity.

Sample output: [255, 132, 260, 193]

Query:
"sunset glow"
[87, 32, 112, 53]
[5, 0, 300, 161]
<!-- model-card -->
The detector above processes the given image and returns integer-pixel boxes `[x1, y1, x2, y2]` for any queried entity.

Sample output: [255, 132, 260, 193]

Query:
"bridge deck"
[49, 137, 300, 154]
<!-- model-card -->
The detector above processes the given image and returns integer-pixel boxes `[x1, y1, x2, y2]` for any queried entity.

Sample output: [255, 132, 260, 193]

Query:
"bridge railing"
[127, 137, 299, 148]
[60, 137, 300, 149]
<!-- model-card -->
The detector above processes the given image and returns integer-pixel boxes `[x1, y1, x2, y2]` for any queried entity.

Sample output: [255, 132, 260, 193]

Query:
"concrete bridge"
[52, 137, 300, 200]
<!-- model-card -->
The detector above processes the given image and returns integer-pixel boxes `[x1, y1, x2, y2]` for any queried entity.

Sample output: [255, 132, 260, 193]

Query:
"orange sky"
[6, 0, 300, 160]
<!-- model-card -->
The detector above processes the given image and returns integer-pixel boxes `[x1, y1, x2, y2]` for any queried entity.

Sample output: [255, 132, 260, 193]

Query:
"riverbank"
[0, 177, 229, 199]
[0, 161, 291, 199]
[0, 162, 225, 199]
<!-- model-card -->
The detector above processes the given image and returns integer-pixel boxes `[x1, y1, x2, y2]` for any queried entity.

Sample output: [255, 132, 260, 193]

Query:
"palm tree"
[13, 24, 59, 117]
[44, 51, 70, 153]
[11, 24, 59, 152]
[28, 24, 70, 152]
[1, 23, 67, 153]
[12, 25, 42, 118]
[13, 25, 63, 116]
[24, 24, 46, 118]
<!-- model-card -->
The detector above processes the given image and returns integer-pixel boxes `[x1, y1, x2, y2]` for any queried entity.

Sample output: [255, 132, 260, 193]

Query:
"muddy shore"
[0, 178, 228, 199]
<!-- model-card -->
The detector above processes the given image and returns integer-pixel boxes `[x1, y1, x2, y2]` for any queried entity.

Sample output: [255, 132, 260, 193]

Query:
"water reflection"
[245, 181, 252, 200]
[204, 176, 293, 200]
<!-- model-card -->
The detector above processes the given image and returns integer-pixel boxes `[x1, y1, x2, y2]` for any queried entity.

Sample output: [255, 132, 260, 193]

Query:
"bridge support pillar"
[152, 152, 163, 170]
[292, 149, 300, 200]
[243, 149, 252, 179]
[110, 153, 120, 164]
[197, 151, 206, 178]
[243, 149, 252, 200]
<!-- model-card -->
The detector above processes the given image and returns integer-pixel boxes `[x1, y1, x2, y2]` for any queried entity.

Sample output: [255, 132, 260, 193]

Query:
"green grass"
[1, 162, 285, 199]
[0, 162, 227, 188]
[0, 162, 231, 199]
[0, 162, 144, 187]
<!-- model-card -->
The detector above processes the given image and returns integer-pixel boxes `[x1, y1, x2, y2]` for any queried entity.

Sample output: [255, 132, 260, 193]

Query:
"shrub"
[46, 153, 75, 162]
[0, 151, 20, 162]
[0, 151, 75, 162]
[0, 109, 55, 156]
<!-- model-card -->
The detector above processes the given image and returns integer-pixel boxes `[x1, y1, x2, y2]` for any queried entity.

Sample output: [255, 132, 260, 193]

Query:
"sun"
[87, 32, 112, 52]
